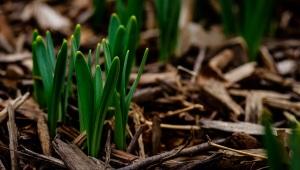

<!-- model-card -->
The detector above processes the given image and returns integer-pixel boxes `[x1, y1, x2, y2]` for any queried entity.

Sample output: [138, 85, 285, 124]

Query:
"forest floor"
[1, 0, 300, 169]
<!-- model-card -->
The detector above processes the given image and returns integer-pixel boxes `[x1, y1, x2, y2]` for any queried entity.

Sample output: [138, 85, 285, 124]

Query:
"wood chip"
[201, 79, 243, 116]
[130, 72, 178, 85]
[277, 59, 297, 75]
[245, 93, 263, 123]
[263, 98, 300, 116]
[53, 138, 103, 170]
[224, 62, 256, 84]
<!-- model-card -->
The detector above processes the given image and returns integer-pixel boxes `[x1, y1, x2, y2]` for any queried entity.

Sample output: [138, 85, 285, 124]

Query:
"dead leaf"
[32, 2, 71, 33]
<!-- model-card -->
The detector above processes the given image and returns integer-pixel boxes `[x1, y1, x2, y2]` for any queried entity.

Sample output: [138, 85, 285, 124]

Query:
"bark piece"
[201, 79, 243, 116]
[132, 87, 162, 103]
[152, 115, 161, 155]
[7, 104, 18, 170]
[200, 119, 270, 135]
[37, 115, 51, 156]
[52, 138, 103, 170]
[245, 92, 263, 123]
[130, 72, 177, 85]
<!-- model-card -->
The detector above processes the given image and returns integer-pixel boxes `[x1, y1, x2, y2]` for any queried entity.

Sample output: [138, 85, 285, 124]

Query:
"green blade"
[124, 16, 138, 86]
[91, 57, 120, 157]
[93, 65, 103, 121]
[126, 48, 148, 108]
[108, 13, 122, 47]
[88, 49, 93, 70]
[32, 31, 47, 107]
[113, 91, 126, 150]
[33, 36, 53, 101]
[46, 31, 55, 71]
[111, 25, 126, 60]
[48, 40, 68, 137]
[102, 39, 112, 71]
[73, 24, 81, 51]
[75, 51, 94, 133]
[290, 125, 300, 170]
[64, 25, 81, 117]
[262, 114, 289, 170]
[95, 43, 101, 65]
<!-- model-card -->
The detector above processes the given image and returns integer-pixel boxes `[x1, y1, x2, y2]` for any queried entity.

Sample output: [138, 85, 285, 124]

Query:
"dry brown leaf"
[32, 2, 71, 33]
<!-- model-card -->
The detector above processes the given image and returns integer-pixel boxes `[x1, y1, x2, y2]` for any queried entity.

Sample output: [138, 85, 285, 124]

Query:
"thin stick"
[207, 137, 266, 159]
[191, 47, 206, 83]
[119, 138, 227, 170]
[145, 120, 200, 130]
[7, 104, 18, 170]
[164, 104, 203, 117]
[105, 129, 112, 168]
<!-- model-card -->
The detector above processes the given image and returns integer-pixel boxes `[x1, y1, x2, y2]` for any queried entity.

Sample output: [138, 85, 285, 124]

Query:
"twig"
[0, 145, 65, 168]
[145, 120, 200, 130]
[53, 138, 103, 170]
[21, 146, 66, 168]
[207, 136, 266, 159]
[119, 138, 227, 170]
[191, 47, 206, 83]
[7, 104, 18, 170]
[177, 65, 196, 76]
[164, 104, 204, 117]
[127, 125, 147, 154]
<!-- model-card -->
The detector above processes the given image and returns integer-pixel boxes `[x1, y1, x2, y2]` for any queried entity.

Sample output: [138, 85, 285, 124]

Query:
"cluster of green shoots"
[32, 31, 68, 137]
[107, 14, 148, 150]
[219, 0, 273, 60]
[155, 0, 181, 61]
[33, 13, 148, 156]
[263, 114, 300, 170]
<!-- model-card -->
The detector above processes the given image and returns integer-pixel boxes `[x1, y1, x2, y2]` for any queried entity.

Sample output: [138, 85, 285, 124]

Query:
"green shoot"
[154, 0, 181, 61]
[116, 0, 144, 38]
[104, 26, 148, 149]
[32, 34, 68, 136]
[219, 0, 273, 60]
[32, 25, 80, 137]
[64, 24, 81, 120]
[262, 112, 295, 170]
[75, 51, 120, 156]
